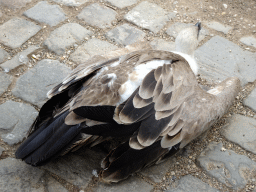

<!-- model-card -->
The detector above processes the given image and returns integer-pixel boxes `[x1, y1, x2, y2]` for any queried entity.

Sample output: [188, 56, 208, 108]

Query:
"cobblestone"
[94, 176, 154, 192]
[0, 72, 12, 95]
[167, 175, 219, 192]
[106, 0, 139, 9]
[195, 36, 256, 86]
[1, 45, 40, 71]
[0, 0, 32, 10]
[222, 114, 256, 154]
[52, 0, 88, 7]
[70, 38, 118, 63]
[0, 48, 9, 64]
[106, 24, 145, 46]
[44, 148, 105, 188]
[24, 1, 67, 27]
[44, 23, 93, 55]
[197, 142, 256, 190]
[240, 36, 256, 48]
[77, 3, 117, 29]
[205, 21, 232, 34]
[12, 59, 71, 107]
[0, 101, 38, 145]
[244, 87, 256, 112]
[0, 18, 41, 49]
[0, 158, 45, 191]
[124, 1, 176, 33]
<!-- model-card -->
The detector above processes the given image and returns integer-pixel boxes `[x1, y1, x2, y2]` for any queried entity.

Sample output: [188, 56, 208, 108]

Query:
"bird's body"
[15, 23, 241, 182]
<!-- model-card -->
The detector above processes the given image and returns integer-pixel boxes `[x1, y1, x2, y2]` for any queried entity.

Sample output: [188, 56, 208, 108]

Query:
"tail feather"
[101, 141, 180, 182]
[15, 111, 82, 166]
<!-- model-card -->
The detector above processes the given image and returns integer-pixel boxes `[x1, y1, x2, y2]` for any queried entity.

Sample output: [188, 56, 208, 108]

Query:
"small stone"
[240, 36, 256, 48]
[70, 38, 118, 64]
[0, 158, 45, 191]
[44, 23, 93, 55]
[47, 176, 68, 192]
[77, 3, 117, 29]
[205, 21, 232, 34]
[0, 146, 4, 156]
[195, 36, 256, 86]
[24, 1, 66, 27]
[105, 24, 145, 46]
[150, 38, 175, 52]
[95, 176, 154, 192]
[44, 148, 105, 188]
[222, 114, 256, 154]
[0, 48, 9, 64]
[0, 72, 12, 95]
[197, 142, 256, 190]
[105, 0, 138, 9]
[12, 59, 71, 107]
[223, 4, 228, 8]
[1, 46, 40, 70]
[0, 18, 41, 48]
[0, 101, 38, 145]
[167, 175, 219, 192]
[0, 0, 32, 10]
[124, 1, 176, 33]
[166, 22, 209, 42]
[52, 0, 88, 6]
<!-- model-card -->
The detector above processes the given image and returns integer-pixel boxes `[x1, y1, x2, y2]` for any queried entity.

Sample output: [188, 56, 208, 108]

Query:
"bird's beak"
[195, 22, 201, 39]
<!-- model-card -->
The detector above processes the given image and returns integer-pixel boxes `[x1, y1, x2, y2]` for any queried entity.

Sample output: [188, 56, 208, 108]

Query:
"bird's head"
[175, 22, 201, 57]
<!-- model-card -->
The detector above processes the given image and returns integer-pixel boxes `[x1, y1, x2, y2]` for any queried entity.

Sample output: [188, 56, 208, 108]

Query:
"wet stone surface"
[197, 142, 256, 190]
[124, 1, 176, 33]
[106, 24, 146, 46]
[44, 23, 93, 55]
[24, 1, 67, 27]
[0, 18, 41, 49]
[222, 114, 256, 154]
[12, 59, 71, 107]
[77, 3, 117, 29]
[0, 100, 38, 145]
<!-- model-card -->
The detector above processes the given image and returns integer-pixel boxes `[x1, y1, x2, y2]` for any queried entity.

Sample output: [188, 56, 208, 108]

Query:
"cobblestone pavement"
[0, 0, 256, 191]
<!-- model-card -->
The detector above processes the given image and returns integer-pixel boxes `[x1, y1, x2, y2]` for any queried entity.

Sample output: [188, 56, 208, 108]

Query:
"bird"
[15, 22, 241, 183]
